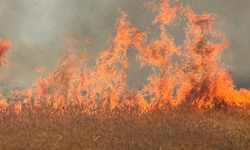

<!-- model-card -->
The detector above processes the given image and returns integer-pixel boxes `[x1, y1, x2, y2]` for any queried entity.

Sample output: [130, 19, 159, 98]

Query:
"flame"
[1, 0, 250, 117]
[35, 67, 45, 73]
[0, 39, 11, 69]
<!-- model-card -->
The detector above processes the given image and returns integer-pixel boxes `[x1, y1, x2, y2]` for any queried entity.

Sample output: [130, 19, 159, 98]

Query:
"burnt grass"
[0, 105, 250, 150]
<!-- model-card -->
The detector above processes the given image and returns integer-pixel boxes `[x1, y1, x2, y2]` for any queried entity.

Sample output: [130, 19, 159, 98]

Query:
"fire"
[35, 67, 45, 73]
[0, 0, 250, 117]
[0, 39, 11, 69]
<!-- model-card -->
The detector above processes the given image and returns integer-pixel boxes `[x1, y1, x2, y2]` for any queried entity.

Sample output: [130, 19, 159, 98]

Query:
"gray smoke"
[0, 0, 249, 94]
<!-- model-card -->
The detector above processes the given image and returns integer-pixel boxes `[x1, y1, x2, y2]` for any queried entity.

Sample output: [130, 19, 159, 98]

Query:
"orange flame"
[35, 67, 45, 73]
[1, 0, 250, 116]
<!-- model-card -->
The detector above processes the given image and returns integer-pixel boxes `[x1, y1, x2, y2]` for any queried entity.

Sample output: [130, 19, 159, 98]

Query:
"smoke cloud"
[0, 0, 249, 94]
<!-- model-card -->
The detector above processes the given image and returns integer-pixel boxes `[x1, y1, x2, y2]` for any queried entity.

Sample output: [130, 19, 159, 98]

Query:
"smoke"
[0, 0, 249, 94]
[0, 0, 119, 93]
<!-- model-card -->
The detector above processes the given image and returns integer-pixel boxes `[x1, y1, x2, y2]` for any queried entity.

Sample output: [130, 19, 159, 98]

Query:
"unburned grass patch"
[0, 106, 250, 150]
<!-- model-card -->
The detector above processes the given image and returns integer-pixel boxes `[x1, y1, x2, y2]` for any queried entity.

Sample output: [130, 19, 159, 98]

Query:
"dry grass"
[0, 105, 250, 150]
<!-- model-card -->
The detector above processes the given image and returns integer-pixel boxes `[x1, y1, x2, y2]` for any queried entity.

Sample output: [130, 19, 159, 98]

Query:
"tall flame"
[0, 0, 250, 117]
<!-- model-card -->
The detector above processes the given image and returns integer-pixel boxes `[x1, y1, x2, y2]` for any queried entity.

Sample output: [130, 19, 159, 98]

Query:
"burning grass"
[0, 0, 250, 149]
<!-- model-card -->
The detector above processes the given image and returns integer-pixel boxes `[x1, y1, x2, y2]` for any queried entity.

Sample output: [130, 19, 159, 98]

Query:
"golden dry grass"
[1, 106, 250, 150]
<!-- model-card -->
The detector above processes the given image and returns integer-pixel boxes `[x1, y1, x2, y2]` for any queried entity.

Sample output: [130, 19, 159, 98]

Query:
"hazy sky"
[0, 0, 249, 94]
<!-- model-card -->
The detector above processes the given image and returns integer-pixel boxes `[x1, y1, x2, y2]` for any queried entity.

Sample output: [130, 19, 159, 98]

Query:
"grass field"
[1, 0, 250, 149]
[1, 105, 250, 150]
